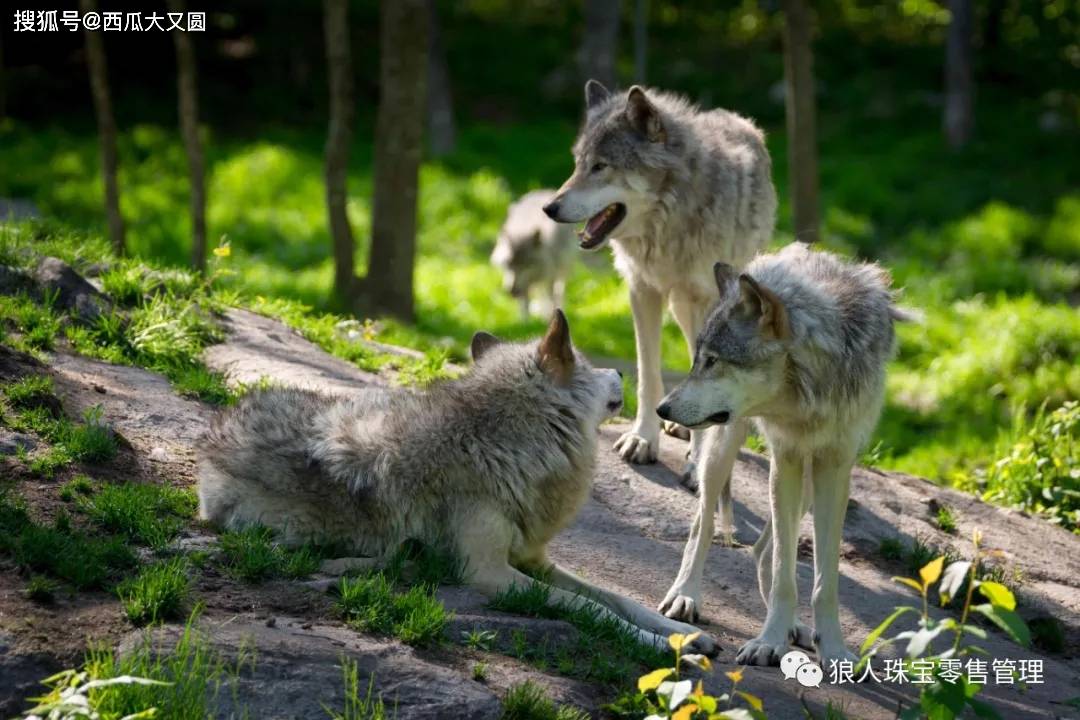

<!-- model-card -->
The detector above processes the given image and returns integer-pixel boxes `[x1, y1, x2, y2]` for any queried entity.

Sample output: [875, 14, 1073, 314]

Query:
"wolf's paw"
[684, 630, 720, 658]
[658, 589, 700, 623]
[614, 430, 657, 464]
[736, 636, 789, 666]
[792, 622, 815, 650]
[814, 633, 858, 667]
[662, 420, 691, 441]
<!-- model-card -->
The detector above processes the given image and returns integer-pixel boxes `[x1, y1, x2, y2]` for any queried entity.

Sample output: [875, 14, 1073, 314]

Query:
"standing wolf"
[491, 189, 578, 318]
[655, 244, 913, 665]
[544, 80, 777, 502]
[198, 311, 716, 654]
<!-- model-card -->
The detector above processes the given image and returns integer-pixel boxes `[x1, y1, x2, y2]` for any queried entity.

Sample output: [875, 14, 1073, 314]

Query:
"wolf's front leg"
[737, 450, 804, 666]
[810, 452, 858, 665]
[614, 283, 664, 464]
[658, 423, 740, 622]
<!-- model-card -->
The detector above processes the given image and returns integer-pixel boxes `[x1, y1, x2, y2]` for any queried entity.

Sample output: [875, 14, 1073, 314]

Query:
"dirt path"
[4, 307, 1078, 719]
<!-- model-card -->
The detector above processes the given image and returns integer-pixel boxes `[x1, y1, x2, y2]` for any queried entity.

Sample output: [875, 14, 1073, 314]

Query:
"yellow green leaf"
[920, 556, 945, 588]
[213, 245, 231, 258]
[669, 632, 701, 651]
[638, 667, 675, 692]
[978, 581, 1016, 611]
[672, 705, 696, 720]
[725, 668, 743, 683]
[892, 576, 924, 593]
[737, 691, 764, 711]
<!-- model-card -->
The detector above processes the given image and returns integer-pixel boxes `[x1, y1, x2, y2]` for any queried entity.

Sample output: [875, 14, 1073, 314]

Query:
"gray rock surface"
[31, 256, 113, 322]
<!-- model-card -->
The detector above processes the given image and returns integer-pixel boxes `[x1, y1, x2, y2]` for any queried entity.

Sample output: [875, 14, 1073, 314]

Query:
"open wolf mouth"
[578, 203, 626, 250]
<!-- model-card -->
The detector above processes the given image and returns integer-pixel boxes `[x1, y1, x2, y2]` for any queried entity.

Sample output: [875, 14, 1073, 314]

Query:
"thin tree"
[633, 0, 648, 83]
[363, 0, 429, 320]
[323, 0, 358, 305]
[580, 0, 621, 89]
[782, 0, 820, 244]
[944, 0, 974, 149]
[168, 0, 207, 273]
[426, 0, 456, 157]
[80, 0, 125, 254]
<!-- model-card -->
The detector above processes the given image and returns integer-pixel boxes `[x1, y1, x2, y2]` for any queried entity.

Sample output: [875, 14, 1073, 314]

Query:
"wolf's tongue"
[586, 207, 613, 236]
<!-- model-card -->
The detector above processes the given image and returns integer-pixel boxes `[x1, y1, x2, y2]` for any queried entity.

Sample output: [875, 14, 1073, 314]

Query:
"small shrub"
[462, 628, 498, 651]
[117, 558, 191, 626]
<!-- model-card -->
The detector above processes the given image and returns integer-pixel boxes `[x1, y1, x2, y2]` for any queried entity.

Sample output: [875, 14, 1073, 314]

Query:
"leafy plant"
[16, 669, 167, 720]
[632, 633, 764, 720]
[501, 681, 589, 720]
[462, 628, 498, 651]
[859, 529, 1031, 720]
[935, 505, 957, 534]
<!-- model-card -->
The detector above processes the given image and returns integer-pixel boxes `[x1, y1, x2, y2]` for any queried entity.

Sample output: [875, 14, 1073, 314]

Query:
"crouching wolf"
[198, 311, 717, 654]
[655, 244, 914, 666]
[491, 189, 578, 319]
[544, 80, 776, 496]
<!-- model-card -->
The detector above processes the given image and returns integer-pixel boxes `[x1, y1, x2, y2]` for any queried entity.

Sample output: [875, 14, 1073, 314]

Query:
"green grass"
[336, 573, 449, 647]
[489, 581, 673, 685]
[218, 525, 324, 582]
[0, 490, 136, 590]
[80, 482, 197, 550]
[471, 662, 489, 682]
[325, 658, 388, 720]
[23, 574, 60, 603]
[878, 537, 905, 562]
[59, 474, 95, 501]
[116, 558, 192, 626]
[501, 681, 589, 720]
[935, 505, 958, 535]
[83, 611, 236, 720]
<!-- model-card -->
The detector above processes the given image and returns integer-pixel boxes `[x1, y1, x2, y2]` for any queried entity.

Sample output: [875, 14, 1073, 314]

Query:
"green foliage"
[0, 292, 61, 352]
[969, 401, 1078, 532]
[935, 505, 958, 535]
[392, 348, 455, 388]
[324, 658, 388, 720]
[861, 530, 1031, 720]
[3, 374, 56, 408]
[501, 681, 589, 720]
[388, 539, 467, 587]
[336, 573, 449, 647]
[218, 525, 324, 582]
[81, 482, 197, 550]
[878, 537, 905, 562]
[0, 490, 135, 590]
[461, 628, 498, 651]
[471, 662, 488, 682]
[83, 611, 237, 720]
[489, 581, 672, 685]
[59, 475, 95, 501]
[16, 669, 168, 720]
[116, 558, 191, 626]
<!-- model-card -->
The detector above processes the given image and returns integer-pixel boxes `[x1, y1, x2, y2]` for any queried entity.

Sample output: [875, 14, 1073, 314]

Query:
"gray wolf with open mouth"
[544, 80, 777, 506]
[491, 189, 578, 319]
[198, 310, 717, 654]
[656, 244, 915, 666]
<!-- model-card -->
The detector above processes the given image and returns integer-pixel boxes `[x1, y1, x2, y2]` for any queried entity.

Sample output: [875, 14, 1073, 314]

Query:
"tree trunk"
[633, 0, 648, 83]
[168, 0, 207, 273]
[580, 0, 620, 89]
[323, 0, 357, 306]
[944, 0, 974, 150]
[0, 28, 6, 120]
[80, 0, 125, 255]
[363, 0, 428, 321]
[782, 0, 819, 245]
[426, 0, 455, 157]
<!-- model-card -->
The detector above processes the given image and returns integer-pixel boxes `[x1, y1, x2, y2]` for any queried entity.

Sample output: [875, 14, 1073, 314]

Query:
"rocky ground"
[1, 275, 1079, 718]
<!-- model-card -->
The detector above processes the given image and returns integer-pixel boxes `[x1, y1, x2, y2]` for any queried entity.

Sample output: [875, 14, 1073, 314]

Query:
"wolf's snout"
[656, 400, 673, 421]
[708, 410, 731, 424]
[542, 199, 561, 220]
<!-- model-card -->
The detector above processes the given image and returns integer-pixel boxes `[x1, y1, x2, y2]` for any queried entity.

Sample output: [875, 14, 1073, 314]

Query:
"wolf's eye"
[702, 355, 717, 369]
[591, 162, 608, 174]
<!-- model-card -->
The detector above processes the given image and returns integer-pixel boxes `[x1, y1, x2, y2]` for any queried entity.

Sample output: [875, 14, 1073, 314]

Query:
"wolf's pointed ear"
[585, 79, 610, 113]
[537, 309, 575, 384]
[713, 262, 738, 297]
[737, 274, 791, 341]
[470, 331, 501, 362]
[626, 86, 665, 143]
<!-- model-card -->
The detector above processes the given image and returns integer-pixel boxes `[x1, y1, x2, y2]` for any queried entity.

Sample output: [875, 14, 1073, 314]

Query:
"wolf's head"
[657, 263, 792, 429]
[490, 229, 543, 298]
[543, 80, 678, 251]
[469, 310, 623, 426]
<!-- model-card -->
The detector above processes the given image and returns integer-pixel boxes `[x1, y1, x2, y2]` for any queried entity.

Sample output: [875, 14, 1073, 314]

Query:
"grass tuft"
[325, 657, 388, 720]
[218, 525, 324, 582]
[59, 475, 95, 501]
[337, 573, 449, 646]
[81, 482, 196, 550]
[24, 574, 60, 603]
[116, 557, 191, 626]
[501, 681, 589, 720]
